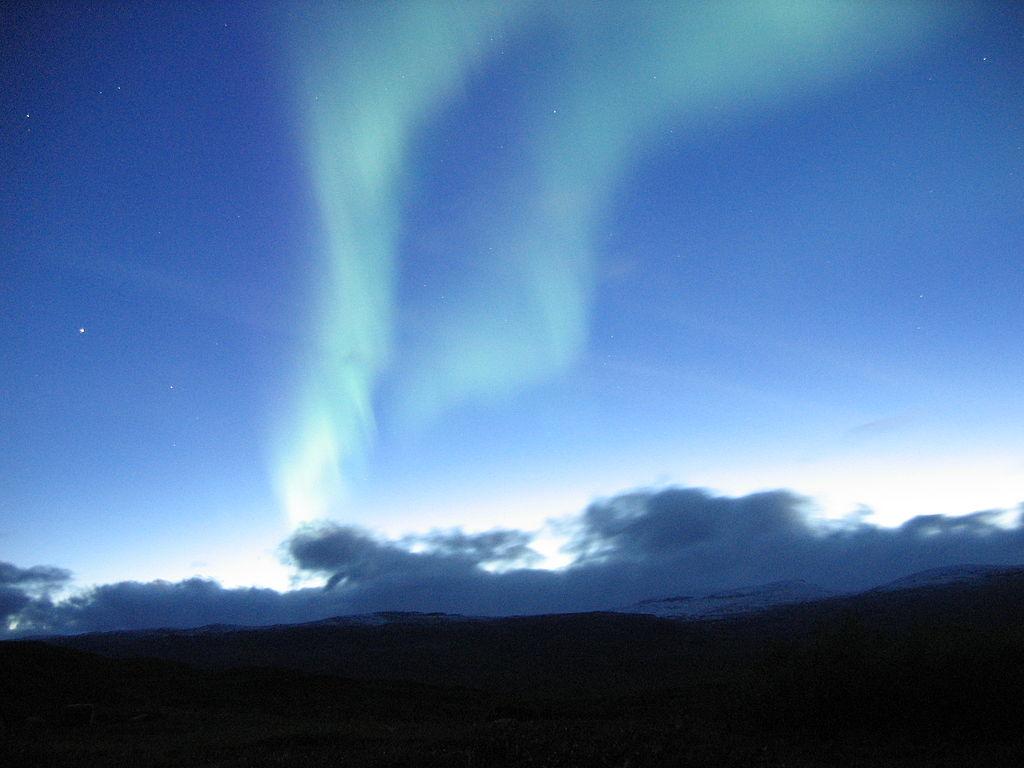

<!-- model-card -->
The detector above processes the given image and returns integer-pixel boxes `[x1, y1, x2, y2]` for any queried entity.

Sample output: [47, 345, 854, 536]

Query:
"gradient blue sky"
[3, 1, 1022, 595]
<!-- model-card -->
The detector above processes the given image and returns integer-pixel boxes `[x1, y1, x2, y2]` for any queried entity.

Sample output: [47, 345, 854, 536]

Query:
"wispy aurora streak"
[279, 1, 948, 526]
[278, 3, 517, 524]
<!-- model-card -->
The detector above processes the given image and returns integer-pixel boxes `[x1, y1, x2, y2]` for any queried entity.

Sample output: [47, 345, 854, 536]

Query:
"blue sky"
[2, 1, 1023, 608]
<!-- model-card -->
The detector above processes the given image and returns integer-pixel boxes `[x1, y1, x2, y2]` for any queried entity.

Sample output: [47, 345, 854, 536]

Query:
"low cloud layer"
[0, 561, 71, 625]
[6, 487, 1024, 636]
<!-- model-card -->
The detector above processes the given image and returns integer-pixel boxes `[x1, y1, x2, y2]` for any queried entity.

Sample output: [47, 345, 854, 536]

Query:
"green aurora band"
[277, 1, 950, 526]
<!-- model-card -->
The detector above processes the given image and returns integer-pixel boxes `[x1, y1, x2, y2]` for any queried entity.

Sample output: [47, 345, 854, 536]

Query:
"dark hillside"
[5, 570, 1024, 766]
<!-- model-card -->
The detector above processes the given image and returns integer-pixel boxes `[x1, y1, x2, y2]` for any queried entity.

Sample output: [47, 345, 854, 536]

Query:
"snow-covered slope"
[297, 612, 481, 628]
[874, 564, 1019, 593]
[620, 580, 836, 619]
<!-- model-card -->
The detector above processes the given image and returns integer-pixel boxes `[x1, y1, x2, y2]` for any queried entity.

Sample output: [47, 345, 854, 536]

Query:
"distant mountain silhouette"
[31, 564, 1024, 689]
[5, 564, 1024, 766]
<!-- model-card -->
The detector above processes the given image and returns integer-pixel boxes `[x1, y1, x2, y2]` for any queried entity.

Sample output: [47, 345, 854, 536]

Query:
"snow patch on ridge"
[621, 580, 836, 619]
[874, 564, 1018, 592]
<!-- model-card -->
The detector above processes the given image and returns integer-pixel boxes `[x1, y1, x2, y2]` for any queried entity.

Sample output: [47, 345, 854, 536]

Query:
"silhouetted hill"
[39, 566, 1024, 691]
[5, 567, 1024, 766]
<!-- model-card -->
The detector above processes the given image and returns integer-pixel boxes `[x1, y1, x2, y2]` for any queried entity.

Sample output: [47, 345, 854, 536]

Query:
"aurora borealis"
[3, 1, 1023, 621]
[277, 0, 952, 525]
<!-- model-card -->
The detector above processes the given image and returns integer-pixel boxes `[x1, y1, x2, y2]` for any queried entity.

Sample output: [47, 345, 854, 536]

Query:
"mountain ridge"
[17, 563, 1024, 641]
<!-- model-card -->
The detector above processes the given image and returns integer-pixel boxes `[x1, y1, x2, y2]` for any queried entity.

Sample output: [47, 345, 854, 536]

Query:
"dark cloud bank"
[5, 487, 1024, 636]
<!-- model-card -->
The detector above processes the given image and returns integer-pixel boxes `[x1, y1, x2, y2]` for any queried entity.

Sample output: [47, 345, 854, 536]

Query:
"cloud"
[568, 490, 1024, 595]
[568, 488, 809, 564]
[0, 587, 30, 622]
[286, 523, 542, 591]
[407, 528, 541, 568]
[12, 578, 341, 636]
[5, 487, 1024, 635]
[0, 562, 72, 590]
[288, 525, 415, 585]
[0, 561, 71, 623]
[286, 523, 554, 609]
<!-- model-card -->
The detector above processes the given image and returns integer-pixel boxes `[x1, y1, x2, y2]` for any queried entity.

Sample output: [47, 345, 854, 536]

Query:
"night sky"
[3, 1, 1023, 633]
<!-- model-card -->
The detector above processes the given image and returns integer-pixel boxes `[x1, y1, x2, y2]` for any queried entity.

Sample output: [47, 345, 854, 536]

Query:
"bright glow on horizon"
[698, 455, 1024, 528]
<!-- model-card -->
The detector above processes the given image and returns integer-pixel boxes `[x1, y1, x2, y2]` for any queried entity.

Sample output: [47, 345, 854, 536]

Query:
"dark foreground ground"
[4, 571, 1024, 766]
